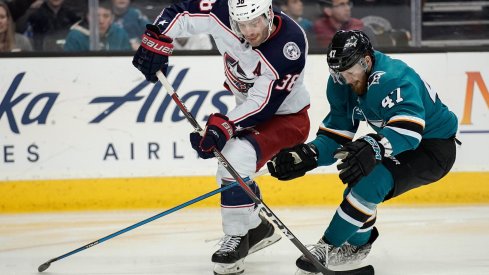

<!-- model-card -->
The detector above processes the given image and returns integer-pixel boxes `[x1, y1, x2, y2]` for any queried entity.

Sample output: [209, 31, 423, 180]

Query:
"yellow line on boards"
[0, 172, 488, 213]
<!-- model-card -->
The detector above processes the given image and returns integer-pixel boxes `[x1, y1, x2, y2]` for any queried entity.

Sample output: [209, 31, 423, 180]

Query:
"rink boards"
[1, 53, 488, 212]
[1, 172, 489, 212]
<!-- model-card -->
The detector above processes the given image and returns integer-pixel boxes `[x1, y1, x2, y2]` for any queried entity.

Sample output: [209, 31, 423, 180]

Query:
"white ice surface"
[1, 206, 489, 275]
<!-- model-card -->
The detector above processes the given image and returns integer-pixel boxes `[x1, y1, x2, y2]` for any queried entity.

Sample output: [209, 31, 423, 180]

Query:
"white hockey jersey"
[154, 0, 310, 129]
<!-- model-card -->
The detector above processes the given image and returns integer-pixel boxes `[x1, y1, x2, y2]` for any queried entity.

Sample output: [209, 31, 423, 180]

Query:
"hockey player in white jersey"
[132, 0, 311, 274]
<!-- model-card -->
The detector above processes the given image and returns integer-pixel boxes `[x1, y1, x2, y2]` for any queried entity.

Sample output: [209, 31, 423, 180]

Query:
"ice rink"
[1, 206, 488, 275]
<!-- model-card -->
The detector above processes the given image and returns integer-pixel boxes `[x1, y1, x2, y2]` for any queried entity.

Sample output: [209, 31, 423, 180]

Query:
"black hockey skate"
[212, 234, 249, 275]
[212, 216, 281, 275]
[329, 227, 379, 266]
[248, 215, 281, 254]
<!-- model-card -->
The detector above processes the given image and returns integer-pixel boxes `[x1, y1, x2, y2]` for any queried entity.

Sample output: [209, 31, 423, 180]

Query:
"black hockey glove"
[132, 24, 173, 83]
[267, 144, 318, 181]
[200, 113, 236, 152]
[190, 132, 214, 159]
[189, 114, 235, 159]
[334, 134, 385, 187]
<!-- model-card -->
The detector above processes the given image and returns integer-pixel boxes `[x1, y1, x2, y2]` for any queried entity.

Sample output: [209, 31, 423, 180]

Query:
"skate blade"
[328, 260, 362, 267]
[248, 233, 282, 255]
[213, 259, 245, 275]
[328, 255, 369, 267]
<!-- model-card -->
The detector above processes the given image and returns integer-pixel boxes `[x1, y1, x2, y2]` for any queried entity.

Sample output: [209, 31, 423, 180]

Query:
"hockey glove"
[334, 134, 385, 187]
[132, 24, 173, 83]
[190, 132, 215, 159]
[199, 113, 236, 153]
[267, 143, 318, 181]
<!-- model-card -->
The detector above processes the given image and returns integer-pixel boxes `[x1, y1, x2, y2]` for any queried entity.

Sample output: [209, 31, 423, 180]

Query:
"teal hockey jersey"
[311, 51, 458, 166]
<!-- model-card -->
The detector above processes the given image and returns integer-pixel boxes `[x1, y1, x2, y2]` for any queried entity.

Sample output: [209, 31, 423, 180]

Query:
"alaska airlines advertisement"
[0, 53, 488, 180]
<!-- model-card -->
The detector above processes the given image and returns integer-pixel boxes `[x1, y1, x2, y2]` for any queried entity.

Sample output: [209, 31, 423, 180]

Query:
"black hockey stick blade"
[335, 264, 374, 275]
[38, 259, 53, 272]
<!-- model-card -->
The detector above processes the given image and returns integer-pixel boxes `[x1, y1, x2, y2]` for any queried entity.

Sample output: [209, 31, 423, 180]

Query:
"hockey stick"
[157, 71, 374, 275]
[37, 169, 268, 273]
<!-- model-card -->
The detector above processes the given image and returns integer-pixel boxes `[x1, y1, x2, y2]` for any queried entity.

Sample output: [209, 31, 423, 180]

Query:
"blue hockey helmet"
[326, 30, 374, 72]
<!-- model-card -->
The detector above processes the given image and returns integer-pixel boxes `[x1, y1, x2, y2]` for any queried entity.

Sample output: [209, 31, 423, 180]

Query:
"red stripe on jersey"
[162, 13, 182, 35]
[162, 11, 239, 40]
[232, 80, 273, 123]
[268, 15, 282, 40]
[223, 82, 233, 92]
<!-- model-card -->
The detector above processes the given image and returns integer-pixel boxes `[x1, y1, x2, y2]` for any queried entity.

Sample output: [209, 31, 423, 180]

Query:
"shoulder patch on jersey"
[368, 71, 386, 88]
[283, 42, 301, 60]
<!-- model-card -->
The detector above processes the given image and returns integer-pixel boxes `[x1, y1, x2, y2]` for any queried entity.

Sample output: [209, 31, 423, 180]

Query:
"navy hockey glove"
[199, 113, 236, 153]
[190, 132, 214, 159]
[334, 134, 386, 187]
[267, 144, 318, 181]
[132, 24, 173, 83]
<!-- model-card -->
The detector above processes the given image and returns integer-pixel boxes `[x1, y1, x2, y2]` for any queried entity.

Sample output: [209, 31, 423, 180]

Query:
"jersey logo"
[283, 42, 301, 60]
[352, 106, 365, 121]
[223, 52, 255, 94]
[353, 106, 385, 127]
[368, 71, 386, 88]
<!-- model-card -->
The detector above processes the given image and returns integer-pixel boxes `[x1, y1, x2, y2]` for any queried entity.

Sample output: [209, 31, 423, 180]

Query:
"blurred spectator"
[27, 0, 80, 51]
[356, 0, 410, 4]
[173, 34, 214, 50]
[64, 0, 130, 51]
[314, 0, 363, 47]
[5, 0, 35, 21]
[63, 0, 86, 17]
[0, 1, 32, 51]
[111, 0, 149, 50]
[13, 0, 42, 33]
[274, 0, 312, 32]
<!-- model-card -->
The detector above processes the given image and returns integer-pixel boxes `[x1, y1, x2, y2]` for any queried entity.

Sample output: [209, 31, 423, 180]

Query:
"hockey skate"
[212, 234, 249, 275]
[248, 215, 281, 254]
[212, 216, 281, 275]
[295, 237, 333, 275]
[295, 227, 379, 274]
[329, 227, 379, 266]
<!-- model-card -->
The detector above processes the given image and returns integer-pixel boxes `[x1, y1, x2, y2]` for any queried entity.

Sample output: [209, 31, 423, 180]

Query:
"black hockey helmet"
[326, 30, 374, 72]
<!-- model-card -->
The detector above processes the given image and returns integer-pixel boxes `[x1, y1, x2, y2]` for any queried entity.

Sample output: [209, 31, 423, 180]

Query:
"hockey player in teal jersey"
[267, 30, 459, 274]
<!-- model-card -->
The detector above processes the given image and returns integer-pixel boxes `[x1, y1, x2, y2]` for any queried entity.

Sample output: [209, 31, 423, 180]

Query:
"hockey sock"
[324, 165, 393, 246]
[221, 179, 262, 235]
[347, 214, 376, 246]
[324, 190, 376, 247]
